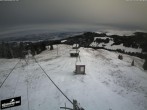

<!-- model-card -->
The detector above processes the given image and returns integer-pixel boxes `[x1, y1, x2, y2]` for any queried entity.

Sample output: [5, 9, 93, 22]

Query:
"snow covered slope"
[0, 44, 147, 110]
[90, 37, 142, 53]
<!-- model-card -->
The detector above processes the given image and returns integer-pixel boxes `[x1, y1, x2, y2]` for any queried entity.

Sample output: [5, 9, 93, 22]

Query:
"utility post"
[65, 103, 66, 110]
[57, 44, 58, 56]
[60, 99, 84, 110]
[73, 100, 78, 110]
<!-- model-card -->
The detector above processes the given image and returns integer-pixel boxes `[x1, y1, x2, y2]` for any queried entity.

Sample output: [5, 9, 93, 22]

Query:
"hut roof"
[73, 44, 79, 48]
[76, 61, 85, 65]
[70, 49, 80, 53]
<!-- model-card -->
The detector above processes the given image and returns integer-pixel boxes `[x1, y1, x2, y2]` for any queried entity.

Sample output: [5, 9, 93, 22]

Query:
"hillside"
[0, 44, 147, 110]
[0, 32, 147, 59]
[64, 32, 147, 58]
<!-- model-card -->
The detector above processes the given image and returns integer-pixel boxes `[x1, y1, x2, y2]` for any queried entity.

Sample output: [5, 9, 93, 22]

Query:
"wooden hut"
[75, 62, 85, 75]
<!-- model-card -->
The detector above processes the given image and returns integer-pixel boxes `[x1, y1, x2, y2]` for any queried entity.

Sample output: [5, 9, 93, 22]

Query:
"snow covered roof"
[61, 40, 67, 43]
[70, 49, 80, 53]
[94, 37, 110, 41]
[73, 44, 79, 48]
[76, 61, 85, 65]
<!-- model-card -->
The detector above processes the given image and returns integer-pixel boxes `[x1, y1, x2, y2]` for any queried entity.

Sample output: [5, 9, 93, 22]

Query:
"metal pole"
[57, 44, 58, 56]
[65, 103, 66, 110]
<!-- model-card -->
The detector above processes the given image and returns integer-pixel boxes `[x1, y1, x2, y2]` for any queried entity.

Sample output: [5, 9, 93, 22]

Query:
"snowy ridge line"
[0, 59, 21, 88]
[32, 56, 78, 107]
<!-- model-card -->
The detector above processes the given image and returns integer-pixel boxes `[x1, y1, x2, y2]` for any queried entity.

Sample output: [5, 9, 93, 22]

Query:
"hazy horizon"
[0, 0, 147, 38]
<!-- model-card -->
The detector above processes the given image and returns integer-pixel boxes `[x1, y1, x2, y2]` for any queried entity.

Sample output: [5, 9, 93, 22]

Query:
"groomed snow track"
[0, 44, 147, 110]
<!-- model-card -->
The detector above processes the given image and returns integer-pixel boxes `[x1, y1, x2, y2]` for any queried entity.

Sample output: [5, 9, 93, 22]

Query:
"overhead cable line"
[0, 59, 21, 88]
[33, 56, 74, 105]
[26, 67, 30, 110]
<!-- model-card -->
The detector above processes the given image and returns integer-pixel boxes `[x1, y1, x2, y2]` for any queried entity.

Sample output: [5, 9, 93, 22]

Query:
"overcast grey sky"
[0, 0, 147, 34]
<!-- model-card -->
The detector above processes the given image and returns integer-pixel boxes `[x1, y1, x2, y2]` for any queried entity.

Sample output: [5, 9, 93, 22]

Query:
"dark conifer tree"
[50, 44, 54, 50]
[143, 59, 147, 70]
[131, 60, 135, 66]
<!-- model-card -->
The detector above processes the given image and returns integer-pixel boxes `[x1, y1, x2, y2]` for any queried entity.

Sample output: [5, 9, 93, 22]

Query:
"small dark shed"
[70, 50, 80, 57]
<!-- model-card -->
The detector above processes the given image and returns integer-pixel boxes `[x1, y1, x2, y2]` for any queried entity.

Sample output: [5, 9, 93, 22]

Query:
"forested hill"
[64, 32, 147, 53]
[63, 32, 147, 59]
[0, 32, 147, 59]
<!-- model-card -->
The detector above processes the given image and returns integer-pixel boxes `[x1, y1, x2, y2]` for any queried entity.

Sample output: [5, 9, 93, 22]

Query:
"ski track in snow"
[0, 44, 147, 110]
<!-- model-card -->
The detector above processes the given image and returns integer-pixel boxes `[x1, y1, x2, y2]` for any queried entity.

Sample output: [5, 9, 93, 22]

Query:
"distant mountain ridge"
[0, 32, 81, 42]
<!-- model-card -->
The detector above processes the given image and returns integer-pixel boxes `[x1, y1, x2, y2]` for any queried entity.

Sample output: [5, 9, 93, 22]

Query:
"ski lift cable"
[12, 60, 23, 97]
[33, 56, 74, 105]
[0, 59, 21, 88]
[23, 59, 30, 110]
[26, 64, 30, 110]
[0, 59, 30, 110]
[10, 59, 29, 110]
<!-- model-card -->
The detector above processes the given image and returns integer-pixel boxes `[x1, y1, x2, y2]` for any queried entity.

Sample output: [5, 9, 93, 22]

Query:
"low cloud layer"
[0, 0, 147, 31]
